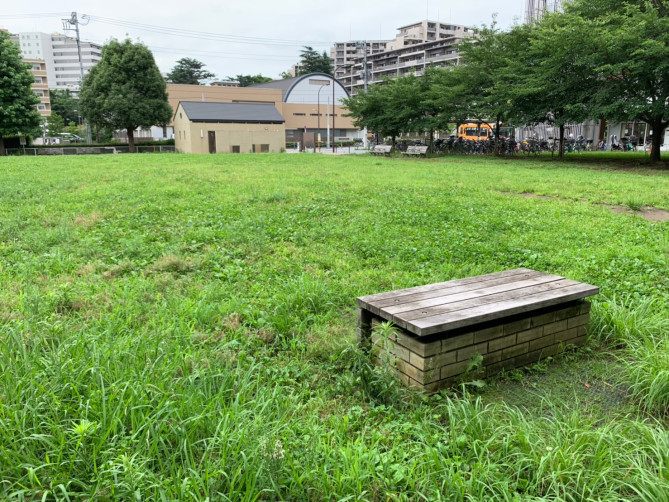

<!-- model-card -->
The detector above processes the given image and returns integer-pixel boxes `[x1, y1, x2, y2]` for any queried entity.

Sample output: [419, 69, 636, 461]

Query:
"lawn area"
[0, 153, 667, 500]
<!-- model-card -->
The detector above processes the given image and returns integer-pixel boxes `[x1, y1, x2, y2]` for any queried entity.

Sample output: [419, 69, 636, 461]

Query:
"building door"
[208, 131, 216, 153]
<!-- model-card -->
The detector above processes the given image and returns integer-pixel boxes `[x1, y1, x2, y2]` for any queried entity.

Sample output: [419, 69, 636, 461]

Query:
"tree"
[166, 57, 215, 85]
[297, 46, 333, 75]
[0, 31, 41, 155]
[79, 39, 172, 153]
[50, 89, 79, 124]
[567, 0, 669, 163]
[45, 113, 65, 137]
[226, 74, 273, 87]
[279, 71, 294, 79]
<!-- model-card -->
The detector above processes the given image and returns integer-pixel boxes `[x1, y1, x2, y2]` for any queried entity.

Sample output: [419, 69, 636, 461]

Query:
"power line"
[84, 15, 330, 48]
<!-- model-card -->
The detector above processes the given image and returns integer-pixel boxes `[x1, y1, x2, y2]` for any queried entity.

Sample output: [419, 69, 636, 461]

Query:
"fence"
[6, 145, 176, 156]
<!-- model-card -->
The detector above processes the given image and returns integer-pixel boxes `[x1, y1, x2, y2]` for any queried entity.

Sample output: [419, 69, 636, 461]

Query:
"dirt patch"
[502, 191, 669, 222]
[639, 208, 669, 222]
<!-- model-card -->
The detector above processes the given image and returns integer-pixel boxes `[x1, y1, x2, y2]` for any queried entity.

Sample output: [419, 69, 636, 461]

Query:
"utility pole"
[356, 41, 369, 148]
[62, 12, 92, 144]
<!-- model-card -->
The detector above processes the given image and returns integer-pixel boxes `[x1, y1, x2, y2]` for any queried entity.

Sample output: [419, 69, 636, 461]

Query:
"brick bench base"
[360, 300, 591, 393]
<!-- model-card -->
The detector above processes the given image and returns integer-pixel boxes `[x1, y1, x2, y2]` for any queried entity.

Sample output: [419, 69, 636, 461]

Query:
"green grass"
[0, 153, 668, 500]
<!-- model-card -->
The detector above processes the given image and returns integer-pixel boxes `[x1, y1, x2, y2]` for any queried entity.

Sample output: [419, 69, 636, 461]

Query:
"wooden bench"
[357, 268, 599, 392]
[401, 145, 428, 156]
[371, 144, 393, 155]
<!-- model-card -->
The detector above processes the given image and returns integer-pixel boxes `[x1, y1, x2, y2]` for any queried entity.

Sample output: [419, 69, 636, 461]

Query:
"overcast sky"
[1, 1, 526, 81]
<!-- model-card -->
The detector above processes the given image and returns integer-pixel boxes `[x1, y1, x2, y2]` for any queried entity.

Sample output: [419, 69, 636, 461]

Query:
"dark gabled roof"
[178, 101, 285, 124]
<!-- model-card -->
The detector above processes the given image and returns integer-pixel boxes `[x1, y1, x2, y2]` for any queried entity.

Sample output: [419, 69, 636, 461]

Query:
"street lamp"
[331, 66, 347, 153]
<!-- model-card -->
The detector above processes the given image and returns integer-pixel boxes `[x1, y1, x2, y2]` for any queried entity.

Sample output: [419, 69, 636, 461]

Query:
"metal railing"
[6, 145, 176, 156]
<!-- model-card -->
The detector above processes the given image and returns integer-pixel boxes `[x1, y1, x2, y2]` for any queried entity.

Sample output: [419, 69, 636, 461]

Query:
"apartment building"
[24, 59, 51, 117]
[333, 20, 473, 95]
[12, 32, 102, 94]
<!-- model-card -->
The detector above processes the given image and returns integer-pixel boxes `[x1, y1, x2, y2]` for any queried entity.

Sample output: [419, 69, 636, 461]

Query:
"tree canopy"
[50, 89, 79, 125]
[226, 74, 274, 87]
[0, 30, 41, 155]
[79, 39, 172, 153]
[342, 2, 668, 163]
[166, 58, 215, 85]
[297, 46, 333, 75]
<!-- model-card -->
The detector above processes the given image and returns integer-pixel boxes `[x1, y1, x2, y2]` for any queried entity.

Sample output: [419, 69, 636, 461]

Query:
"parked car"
[58, 133, 85, 143]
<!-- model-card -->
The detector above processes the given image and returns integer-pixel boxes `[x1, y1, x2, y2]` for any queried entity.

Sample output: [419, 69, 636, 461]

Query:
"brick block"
[543, 319, 568, 335]
[410, 350, 457, 371]
[422, 378, 454, 394]
[580, 302, 592, 314]
[489, 333, 517, 352]
[502, 342, 529, 360]
[531, 311, 555, 327]
[394, 331, 441, 358]
[396, 359, 440, 385]
[441, 360, 471, 379]
[565, 335, 587, 347]
[504, 318, 531, 335]
[517, 326, 544, 343]
[482, 350, 503, 365]
[555, 327, 578, 342]
[529, 333, 555, 352]
[474, 325, 504, 343]
[555, 304, 582, 321]
[577, 325, 587, 337]
[567, 314, 590, 329]
[456, 342, 488, 362]
[486, 358, 519, 376]
[443, 332, 475, 351]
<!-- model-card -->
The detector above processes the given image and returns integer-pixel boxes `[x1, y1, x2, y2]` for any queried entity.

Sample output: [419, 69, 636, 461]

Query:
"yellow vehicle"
[457, 123, 493, 141]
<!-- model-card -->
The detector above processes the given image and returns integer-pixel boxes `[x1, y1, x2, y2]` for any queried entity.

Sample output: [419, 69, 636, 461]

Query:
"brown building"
[174, 101, 285, 154]
[25, 59, 51, 118]
[167, 73, 360, 147]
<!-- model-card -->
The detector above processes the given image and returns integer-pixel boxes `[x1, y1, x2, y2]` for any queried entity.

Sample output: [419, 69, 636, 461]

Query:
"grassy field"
[0, 153, 667, 501]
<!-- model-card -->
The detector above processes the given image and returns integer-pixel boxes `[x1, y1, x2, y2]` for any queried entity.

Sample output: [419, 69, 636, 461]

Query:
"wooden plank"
[378, 272, 561, 315]
[394, 278, 578, 325]
[408, 283, 599, 336]
[357, 268, 532, 307]
[371, 269, 546, 310]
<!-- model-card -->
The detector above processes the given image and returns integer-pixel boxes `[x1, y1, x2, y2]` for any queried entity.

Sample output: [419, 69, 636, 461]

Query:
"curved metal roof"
[249, 73, 349, 102]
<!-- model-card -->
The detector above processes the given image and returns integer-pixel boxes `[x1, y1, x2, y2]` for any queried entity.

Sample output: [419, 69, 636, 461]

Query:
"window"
[293, 113, 306, 116]
[231, 145, 240, 153]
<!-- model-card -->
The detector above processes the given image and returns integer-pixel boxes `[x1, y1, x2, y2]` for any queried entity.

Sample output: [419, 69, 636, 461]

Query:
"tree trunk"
[128, 128, 136, 153]
[428, 129, 434, 153]
[558, 124, 565, 160]
[0, 137, 5, 157]
[649, 119, 665, 164]
[495, 117, 501, 157]
[391, 134, 396, 152]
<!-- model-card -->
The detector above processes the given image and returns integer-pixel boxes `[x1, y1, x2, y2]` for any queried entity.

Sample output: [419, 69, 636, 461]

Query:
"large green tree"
[297, 46, 333, 75]
[567, 0, 669, 162]
[79, 39, 172, 153]
[0, 31, 41, 155]
[166, 57, 215, 85]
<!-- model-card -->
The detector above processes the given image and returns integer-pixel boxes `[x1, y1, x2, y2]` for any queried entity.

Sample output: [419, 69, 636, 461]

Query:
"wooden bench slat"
[393, 278, 579, 326]
[357, 268, 532, 306]
[382, 274, 566, 316]
[370, 269, 547, 310]
[408, 282, 599, 336]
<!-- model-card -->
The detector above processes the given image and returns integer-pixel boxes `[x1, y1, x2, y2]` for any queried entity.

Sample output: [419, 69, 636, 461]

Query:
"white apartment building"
[12, 32, 102, 94]
[332, 20, 473, 95]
